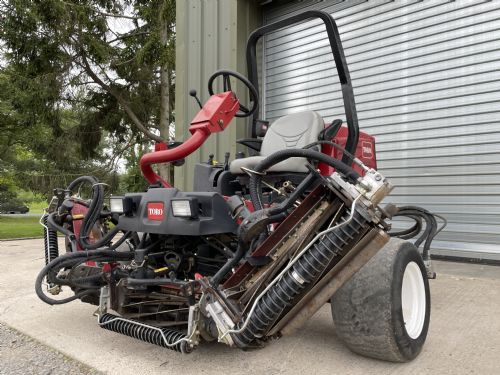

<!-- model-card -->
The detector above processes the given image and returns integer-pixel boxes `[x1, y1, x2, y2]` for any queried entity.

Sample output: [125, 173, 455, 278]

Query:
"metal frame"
[245, 10, 359, 164]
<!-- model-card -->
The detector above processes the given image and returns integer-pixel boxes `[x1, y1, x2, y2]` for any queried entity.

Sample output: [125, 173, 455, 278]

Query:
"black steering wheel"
[207, 69, 259, 118]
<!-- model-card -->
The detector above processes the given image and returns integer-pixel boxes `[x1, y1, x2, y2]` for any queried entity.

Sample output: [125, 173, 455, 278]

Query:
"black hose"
[211, 243, 245, 287]
[109, 231, 131, 250]
[249, 149, 360, 211]
[47, 212, 74, 238]
[389, 214, 422, 239]
[389, 206, 443, 261]
[65, 176, 121, 250]
[267, 173, 317, 216]
[303, 140, 357, 164]
[35, 250, 133, 305]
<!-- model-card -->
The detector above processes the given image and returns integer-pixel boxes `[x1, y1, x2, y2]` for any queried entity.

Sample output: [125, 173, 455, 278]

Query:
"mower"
[37, 11, 445, 362]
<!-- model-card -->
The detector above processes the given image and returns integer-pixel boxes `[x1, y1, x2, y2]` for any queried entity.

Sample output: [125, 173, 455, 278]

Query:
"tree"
[0, 0, 176, 188]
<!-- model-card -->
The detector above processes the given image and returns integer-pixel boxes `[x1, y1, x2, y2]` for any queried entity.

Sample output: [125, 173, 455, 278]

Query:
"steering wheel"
[207, 69, 259, 118]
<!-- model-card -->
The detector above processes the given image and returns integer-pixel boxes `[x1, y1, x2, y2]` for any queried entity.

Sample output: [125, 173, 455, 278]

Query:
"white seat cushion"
[230, 110, 324, 174]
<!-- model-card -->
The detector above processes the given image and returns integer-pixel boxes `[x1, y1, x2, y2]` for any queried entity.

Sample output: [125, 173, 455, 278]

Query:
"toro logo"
[147, 202, 164, 221]
[362, 141, 373, 158]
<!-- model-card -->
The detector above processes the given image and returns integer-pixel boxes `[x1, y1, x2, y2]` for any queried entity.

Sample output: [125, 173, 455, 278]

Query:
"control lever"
[189, 89, 203, 109]
[208, 154, 214, 165]
[223, 152, 230, 171]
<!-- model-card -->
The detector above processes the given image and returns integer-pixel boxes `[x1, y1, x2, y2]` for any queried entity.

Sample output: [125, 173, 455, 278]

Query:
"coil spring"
[42, 214, 59, 265]
[233, 210, 367, 347]
[98, 313, 191, 353]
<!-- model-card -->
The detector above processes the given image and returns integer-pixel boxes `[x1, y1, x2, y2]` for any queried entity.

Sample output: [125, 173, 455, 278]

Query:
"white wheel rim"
[401, 261, 426, 339]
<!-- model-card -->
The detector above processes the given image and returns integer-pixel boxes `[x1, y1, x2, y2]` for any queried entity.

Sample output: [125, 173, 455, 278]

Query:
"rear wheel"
[331, 238, 430, 362]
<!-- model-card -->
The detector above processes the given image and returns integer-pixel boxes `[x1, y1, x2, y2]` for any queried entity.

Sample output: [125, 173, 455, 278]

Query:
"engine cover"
[116, 188, 237, 235]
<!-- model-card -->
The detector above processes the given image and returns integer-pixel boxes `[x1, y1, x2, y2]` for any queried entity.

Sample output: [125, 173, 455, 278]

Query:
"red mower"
[38, 11, 444, 362]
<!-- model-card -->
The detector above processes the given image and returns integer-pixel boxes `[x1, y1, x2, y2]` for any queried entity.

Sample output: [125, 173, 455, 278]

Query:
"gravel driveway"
[0, 323, 100, 375]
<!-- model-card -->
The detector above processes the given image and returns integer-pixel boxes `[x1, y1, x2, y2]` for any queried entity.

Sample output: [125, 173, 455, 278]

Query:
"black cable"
[249, 148, 360, 211]
[303, 140, 358, 165]
[109, 231, 132, 250]
[389, 206, 446, 261]
[35, 250, 134, 305]
[211, 243, 245, 287]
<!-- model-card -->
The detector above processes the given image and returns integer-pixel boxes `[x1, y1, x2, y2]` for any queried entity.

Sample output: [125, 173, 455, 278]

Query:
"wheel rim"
[401, 261, 426, 339]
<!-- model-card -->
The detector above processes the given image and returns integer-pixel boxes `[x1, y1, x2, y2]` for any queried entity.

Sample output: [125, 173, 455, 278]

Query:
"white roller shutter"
[262, 0, 500, 260]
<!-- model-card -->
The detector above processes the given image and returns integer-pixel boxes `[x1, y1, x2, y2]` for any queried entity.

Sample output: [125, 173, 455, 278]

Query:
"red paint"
[154, 142, 168, 151]
[147, 202, 165, 221]
[71, 202, 87, 251]
[319, 125, 377, 177]
[71, 202, 97, 266]
[140, 91, 239, 186]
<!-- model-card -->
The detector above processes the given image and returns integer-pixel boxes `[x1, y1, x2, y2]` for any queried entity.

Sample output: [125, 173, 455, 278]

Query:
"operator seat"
[230, 110, 324, 174]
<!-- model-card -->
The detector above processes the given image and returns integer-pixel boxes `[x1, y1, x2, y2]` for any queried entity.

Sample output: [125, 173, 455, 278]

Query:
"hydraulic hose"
[53, 176, 121, 250]
[35, 250, 134, 305]
[211, 242, 246, 287]
[389, 206, 443, 260]
[249, 148, 360, 211]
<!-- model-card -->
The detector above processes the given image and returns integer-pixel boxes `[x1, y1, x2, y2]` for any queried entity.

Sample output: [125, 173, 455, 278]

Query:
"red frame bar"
[140, 92, 239, 187]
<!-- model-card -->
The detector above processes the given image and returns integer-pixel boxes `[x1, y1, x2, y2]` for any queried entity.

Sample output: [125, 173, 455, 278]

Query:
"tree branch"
[79, 53, 164, 143]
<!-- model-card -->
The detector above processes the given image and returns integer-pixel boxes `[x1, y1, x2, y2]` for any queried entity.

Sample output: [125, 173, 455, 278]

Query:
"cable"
[35, 250, 134, 305]
[389, 206, 446, 261]
[249, 148, 360, 211]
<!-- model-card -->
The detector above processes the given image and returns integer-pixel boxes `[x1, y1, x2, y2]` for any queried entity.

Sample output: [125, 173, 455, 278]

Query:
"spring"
[98, 313, 192, 354]
[232, 209, 367, 347]
[42, 214, 59, 265]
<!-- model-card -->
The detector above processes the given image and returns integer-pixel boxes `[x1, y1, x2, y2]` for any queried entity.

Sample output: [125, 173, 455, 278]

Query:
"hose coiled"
[232, 210, 367, 347]
[99, 313, 191, 353]
[42, 214, 59, 265]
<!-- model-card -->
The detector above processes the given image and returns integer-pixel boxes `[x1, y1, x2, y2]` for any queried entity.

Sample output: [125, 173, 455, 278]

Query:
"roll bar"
[246, 10, 359, 165]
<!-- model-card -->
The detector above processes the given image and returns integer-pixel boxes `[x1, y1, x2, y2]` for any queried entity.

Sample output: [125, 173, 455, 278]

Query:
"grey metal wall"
[175, 0, 261, 191]
[262, 0, 500, 260]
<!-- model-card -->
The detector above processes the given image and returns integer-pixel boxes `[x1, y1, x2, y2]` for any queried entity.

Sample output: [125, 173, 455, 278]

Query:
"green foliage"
[0, 0, 176, 197]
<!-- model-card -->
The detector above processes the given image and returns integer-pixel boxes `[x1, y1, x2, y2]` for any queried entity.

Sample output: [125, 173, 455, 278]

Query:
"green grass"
[0, 215, 43, 239]
[28, 200, 47, 214]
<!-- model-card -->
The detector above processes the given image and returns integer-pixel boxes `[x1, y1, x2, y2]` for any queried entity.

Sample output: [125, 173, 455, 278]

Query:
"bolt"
[375, 174, 382, 181]
[217, 119, 224, 126]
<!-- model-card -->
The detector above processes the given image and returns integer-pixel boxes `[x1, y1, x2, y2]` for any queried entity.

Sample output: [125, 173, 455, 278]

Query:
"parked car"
[0, 199, 29, 214]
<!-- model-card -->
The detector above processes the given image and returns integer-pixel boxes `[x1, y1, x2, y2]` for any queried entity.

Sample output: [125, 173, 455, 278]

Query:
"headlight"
[171, 199, 197, 218]
[110, 196, 124, 214]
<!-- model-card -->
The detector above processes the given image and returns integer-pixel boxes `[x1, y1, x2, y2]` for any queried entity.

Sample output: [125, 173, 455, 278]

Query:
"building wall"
[261, 0, 500, 260]
[174, 0, 261, 190]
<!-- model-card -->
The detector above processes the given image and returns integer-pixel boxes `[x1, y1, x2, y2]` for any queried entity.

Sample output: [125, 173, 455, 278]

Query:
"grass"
[0, 215, 43, 240]
[28, 200, 47, 214]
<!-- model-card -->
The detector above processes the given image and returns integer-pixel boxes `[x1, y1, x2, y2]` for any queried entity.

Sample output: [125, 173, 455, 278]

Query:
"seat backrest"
[260, 111, 324, 156]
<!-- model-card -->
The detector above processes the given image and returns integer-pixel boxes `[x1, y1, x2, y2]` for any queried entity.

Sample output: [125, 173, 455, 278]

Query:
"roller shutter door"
[262, 0, 500, 260]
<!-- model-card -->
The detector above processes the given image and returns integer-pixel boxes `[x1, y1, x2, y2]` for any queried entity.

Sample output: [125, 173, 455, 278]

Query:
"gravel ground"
[0, 323, 101, 375]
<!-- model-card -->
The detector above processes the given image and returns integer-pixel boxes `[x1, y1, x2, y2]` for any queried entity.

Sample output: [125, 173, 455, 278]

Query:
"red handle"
[139, 91, 239, 186]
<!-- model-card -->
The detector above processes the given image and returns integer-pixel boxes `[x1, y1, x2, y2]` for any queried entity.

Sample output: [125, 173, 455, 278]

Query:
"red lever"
[140, 91, 239, 186]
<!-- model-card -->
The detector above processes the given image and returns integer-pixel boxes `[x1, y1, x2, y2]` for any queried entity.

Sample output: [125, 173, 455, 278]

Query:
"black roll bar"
[246, 10, 359, 165]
